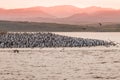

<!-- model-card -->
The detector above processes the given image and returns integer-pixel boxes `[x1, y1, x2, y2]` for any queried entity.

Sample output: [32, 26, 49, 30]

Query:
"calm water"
[0, 49, 120, 80]
[53, 32, 120, 43]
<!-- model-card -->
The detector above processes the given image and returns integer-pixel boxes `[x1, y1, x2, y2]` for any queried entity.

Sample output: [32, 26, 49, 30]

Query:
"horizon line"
[0, 5, 119, 10]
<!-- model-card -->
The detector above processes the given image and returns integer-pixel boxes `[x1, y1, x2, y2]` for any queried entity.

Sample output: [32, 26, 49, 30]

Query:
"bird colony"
[0, 32, 114, 48]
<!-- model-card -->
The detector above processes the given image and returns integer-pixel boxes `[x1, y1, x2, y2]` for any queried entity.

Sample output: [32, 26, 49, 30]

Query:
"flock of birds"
[0, 32, 115, 48]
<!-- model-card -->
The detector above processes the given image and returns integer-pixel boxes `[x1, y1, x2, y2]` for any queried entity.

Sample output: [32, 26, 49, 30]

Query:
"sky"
[0, 0, 120, 9]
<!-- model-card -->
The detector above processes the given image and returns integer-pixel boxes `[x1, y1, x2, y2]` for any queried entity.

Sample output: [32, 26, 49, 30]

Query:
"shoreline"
[0, 46, 119, 51]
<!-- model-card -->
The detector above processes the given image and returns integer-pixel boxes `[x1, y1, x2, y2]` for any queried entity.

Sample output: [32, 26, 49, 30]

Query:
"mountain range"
[0, 5, 120, 24]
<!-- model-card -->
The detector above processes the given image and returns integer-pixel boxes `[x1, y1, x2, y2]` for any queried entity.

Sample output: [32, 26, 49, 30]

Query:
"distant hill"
[62, 10, 120, 24]
[0, 7, 53, 20]
[0, 5, 120, 25]
[0, 21, 120, 32]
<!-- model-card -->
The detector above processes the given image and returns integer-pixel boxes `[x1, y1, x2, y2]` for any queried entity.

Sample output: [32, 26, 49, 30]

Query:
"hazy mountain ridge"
[0, 5, 120, 24]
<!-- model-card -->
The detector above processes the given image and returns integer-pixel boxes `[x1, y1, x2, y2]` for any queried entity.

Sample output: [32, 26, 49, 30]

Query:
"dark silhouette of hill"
[0, 21, 120, 32]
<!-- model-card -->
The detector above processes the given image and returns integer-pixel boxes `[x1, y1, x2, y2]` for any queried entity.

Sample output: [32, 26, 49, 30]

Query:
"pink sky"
[0, 0, 120, 9]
